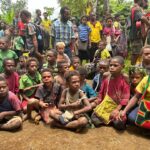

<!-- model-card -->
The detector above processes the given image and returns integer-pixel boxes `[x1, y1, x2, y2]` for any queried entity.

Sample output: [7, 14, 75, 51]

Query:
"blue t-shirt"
[81, 83, 97, 98]
[78, 24, 91, 42]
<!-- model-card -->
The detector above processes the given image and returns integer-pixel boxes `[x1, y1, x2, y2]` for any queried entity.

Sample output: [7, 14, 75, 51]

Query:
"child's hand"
[39, 101, 49, 108]
[110, 109, 119, 121]
[120, 110, 127, 121]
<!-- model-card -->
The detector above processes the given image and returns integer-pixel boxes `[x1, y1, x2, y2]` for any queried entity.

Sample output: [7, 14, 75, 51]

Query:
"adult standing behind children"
[51, 6, 75, 58]
[129, 0, 150, 65]
[20, 10, 43, 62]
[87, 13, 103, 62]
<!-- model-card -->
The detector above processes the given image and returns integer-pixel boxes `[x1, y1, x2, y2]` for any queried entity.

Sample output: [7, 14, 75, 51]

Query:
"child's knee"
[78, 117, 88, 126]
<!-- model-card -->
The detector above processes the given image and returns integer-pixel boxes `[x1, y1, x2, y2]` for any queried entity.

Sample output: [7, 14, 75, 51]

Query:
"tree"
[44, 7, 54, 18]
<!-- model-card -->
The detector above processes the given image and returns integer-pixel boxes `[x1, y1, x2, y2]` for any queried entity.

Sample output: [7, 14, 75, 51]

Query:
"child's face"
[4, 60, 15, 73]
[28, 61, 38, 74]
[142, 48, 150, 65]
[0, 39, 8, 50]
[109, 59, 123, 76]
[0, 81, 8, 98]
[69, 75, 80, 91]
[57, 45, 65, 54]
[42, 71, 53, 87]
[130, 73, 143, 86]
[72, 59, 80, 70]
[107, 19, 113, 26]
[61, 63, 69, 73]
[47, 52, 56, 63]
[99, 63, 109, 75]
[81, 17, 87, 24]
[98, 42, 106, 50]
[19, 58, 26, 67]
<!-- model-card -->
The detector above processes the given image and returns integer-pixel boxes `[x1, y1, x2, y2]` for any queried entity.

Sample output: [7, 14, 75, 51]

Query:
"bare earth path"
[0, 121, 149, 150]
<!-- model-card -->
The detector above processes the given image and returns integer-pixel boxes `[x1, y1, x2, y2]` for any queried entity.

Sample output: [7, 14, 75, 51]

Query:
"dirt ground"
[0, 121, 150, 150]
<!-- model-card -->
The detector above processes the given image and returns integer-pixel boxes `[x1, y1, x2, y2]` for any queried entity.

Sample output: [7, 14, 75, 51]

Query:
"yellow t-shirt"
[87, 21, 103, 43]
[69, 66, 75, 71]
[41, 19, 51, 32]
[100, 48, 110, 59]
[136, 75, 150, 100]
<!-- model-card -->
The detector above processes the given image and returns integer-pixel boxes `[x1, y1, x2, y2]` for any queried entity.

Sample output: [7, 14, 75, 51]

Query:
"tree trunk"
[103, 0, 109, 15]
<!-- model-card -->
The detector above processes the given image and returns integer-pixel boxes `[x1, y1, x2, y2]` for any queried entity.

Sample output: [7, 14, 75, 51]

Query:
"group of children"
[0, 26, 150, 132]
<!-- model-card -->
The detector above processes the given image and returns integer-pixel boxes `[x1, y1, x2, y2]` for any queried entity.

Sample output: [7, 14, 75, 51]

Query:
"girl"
[91, 56, 130, 130]
[103, 17, 115, 56]
[50, 71, 91, 130]
[78, 16, 91, 63]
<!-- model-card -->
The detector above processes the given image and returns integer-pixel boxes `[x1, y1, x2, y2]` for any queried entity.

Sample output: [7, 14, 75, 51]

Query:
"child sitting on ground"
[19, 57, 41, 112]
[0, 36, 18, 73]
[43, 50, 58, 76]
[54, 61, 69, 89]
[78, 67, 97, 99]
[0, 76, 22, 131]
[27, 68, 62, 124]
[50, 71, 91, 131]
[91, 56, 130, 130]
[93, 40, 110, 64]
[69, 56, 80, 71]
[56, 42, 71, 66]
[93, 60, 109, 92]
[1, 58, 19, 94]
[121, 46, 150, 128]
[16, 56, 27, 76]
[129, 66, 146, 97]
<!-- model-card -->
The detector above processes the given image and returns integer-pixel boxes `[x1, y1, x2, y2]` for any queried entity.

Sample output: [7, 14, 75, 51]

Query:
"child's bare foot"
[34, 115, 41, 125]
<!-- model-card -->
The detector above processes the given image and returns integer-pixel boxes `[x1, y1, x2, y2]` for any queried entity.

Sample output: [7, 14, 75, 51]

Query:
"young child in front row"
[50, 71, 92, 130]
[27, 68, 62, 124]
[91, 56, 130, 130]
[0, 76, 22, 131]
[19, 57, 41, 112]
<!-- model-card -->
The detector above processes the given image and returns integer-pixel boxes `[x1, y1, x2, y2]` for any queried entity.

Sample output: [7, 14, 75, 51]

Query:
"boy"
[27, 68, 62, 124]
[69, 56, 80, 71]
[43, 50, 58, 76]
[19, 57, 41, 112]
[54, 61, 69, 89]
[0, 36, 18, 73]
[1, 58, 19, 94]
[0, 76, 22, 131]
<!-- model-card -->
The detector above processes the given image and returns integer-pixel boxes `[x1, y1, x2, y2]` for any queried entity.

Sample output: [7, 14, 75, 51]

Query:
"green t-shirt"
[0, 49, 18, 73]
[19, 72, 41, 97]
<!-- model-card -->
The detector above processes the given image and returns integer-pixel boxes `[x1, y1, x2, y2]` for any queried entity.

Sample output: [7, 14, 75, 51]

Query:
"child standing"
[19, 57, 41, 112]
[12, 29, 24, 57]
[0, 36, 18, 73]
[91, 56, 130, 130]
[1, 58, 19, 94]
[0, 76, 22, 131]
[50, 71, 91, 130]
[78, 16, 91, 63]
[56, 42, 71, 66]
